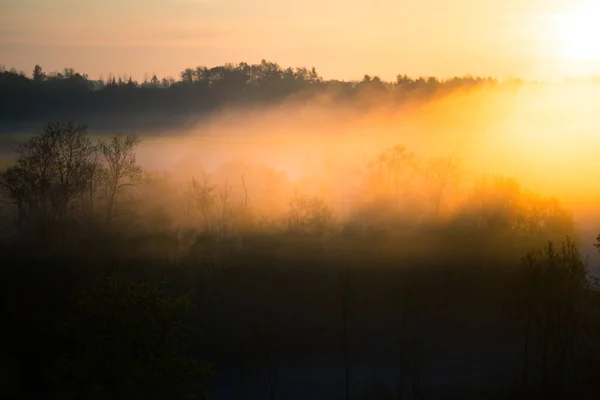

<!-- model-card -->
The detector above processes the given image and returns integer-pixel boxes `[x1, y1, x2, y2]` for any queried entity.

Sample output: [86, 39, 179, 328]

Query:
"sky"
[2, 0, 600, 81]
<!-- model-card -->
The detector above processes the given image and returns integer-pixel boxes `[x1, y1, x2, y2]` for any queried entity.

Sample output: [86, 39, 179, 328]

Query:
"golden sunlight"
[555, 5, 600, 62]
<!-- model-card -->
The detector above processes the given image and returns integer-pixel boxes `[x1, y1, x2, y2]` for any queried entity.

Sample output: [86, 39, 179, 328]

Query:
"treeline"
[0, 121, 574, 256]
[0, 61, 501, 124]
[2, 122, 600, 399]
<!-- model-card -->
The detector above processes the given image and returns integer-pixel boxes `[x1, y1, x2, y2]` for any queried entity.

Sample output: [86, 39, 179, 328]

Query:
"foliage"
[0, 61, 503, 124]
[445, 176, 575, 260]
[53, 271, 211, 400]
[0, 122, 142, 239]
[515, 236, 590, 396]
[2, 120, 597, 399]
[100, 133, 142, 225]
[288, 194, 335, 236]
[0, 121, 97, 238]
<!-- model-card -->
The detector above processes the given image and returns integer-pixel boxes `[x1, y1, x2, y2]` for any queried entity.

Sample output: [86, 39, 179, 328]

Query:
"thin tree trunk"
[397, 314, 405, 400]
[340, 268, 353, 400]
[522, 315, 530, 387]
[268, 360, 276, 400]
[342, 295, 350, 400]
[106, 185, 117, 226]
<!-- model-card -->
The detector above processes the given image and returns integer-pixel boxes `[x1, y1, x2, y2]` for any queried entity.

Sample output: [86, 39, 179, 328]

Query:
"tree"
[426, 156, 461, 215]
[393, 284, 422, 400]
[338, 267, 356, 400]
[308, 67, 321, 83]
[216, 182, 232, 238]
[125, 76, 136, 88]
[162, 77, 175, 88]
[517, 237, 589, 396]
[33, 64, 45, 83]
[253, 315, 278, 400]
[64, 68, 75, 79]
[54, 272, 211, 399]
[288, 194, 334, 236]
[100, 133, 142, 226]
[81, 144, 103, 221]
[189, 174, 217, 233]
[0, 121, 98, 239]
[181, 68, 195, 84]
[365, 145, 416, 206]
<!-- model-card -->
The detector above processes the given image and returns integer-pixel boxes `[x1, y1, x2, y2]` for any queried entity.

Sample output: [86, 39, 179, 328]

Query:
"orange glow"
[1, 1, 594, 82]
[132, 80, 600, 223]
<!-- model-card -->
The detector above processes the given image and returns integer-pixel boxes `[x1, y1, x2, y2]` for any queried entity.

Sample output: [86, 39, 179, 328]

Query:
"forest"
[0, 61, 502, 131]
[2, 64, 600, 400]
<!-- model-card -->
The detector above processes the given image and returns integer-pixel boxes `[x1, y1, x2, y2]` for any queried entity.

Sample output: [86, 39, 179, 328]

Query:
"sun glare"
[556, 6, 600, 61]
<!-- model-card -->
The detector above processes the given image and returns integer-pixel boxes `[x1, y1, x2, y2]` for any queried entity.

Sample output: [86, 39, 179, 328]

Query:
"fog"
[131, 81, 600, 271]
[5, 75, 600, 399]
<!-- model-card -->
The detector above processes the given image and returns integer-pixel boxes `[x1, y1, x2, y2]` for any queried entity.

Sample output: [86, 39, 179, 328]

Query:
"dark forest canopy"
[2, 120, 600, 399]
[0, 61, 506, 125]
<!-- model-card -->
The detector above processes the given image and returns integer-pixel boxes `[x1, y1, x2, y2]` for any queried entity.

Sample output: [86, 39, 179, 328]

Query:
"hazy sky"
[2, 0, 599, 81]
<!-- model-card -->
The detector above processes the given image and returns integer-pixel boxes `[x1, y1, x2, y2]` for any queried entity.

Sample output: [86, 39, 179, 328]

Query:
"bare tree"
[288, 194, 334, 236]
[0, 121, 97, 238]
[100, 133, 142, 226]
[517, 237, 589, 396]
[190, 174, 216, 233]
[241, 174, 249, 211]
[230, 174, 254, 236]
[80, 144, 103, 221]
[217, 181, 232, 238]
[365, 145, 417, 208]
[426, 156, 461, 215]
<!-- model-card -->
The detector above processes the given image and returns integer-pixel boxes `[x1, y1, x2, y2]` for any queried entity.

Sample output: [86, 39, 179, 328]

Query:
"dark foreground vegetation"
[1, 121, 600, 399]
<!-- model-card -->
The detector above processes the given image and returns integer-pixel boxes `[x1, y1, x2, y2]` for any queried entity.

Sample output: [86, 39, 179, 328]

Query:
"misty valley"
[2, 63, 600, 400]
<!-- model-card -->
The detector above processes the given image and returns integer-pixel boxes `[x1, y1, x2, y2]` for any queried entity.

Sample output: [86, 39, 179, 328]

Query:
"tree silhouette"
[53, 271, 211, 399]
[0, 121, 97, 239]
[0, 61, 500, 126]
[338, 267, 357, 400]
[2, 115, 596, 400]
[100, 133, 142, 226]
[516, 236, 589, 397]
[33, 64, 45, 83]
[288, 194, 335, 236]
[426, 156, 462, 215]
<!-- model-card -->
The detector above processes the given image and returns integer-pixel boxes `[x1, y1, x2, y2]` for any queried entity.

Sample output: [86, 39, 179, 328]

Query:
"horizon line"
[3, 61, 600, 85]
